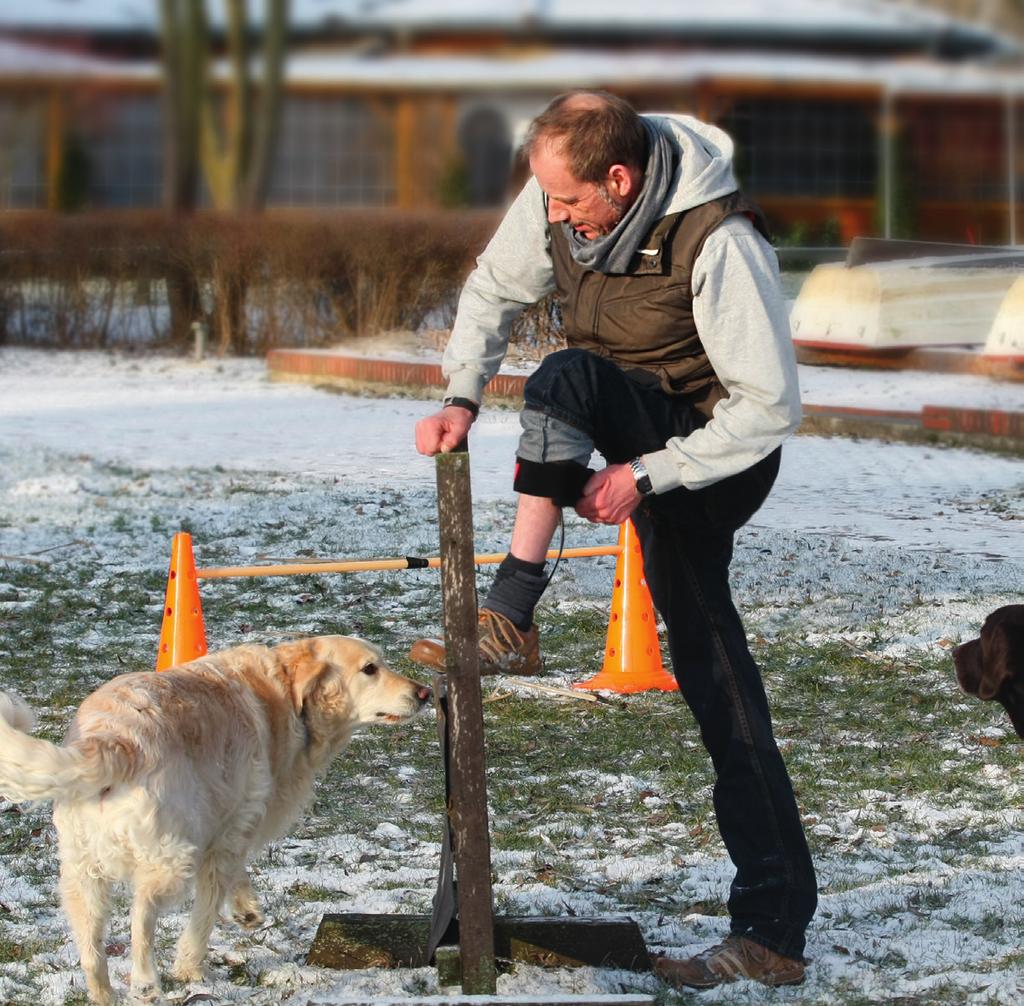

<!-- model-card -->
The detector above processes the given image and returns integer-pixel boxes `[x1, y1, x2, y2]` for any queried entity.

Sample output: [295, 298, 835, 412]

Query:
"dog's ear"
[275, 640, 334, 715]
[977, 619, 1022, 700]
[952, 638, 983, 695]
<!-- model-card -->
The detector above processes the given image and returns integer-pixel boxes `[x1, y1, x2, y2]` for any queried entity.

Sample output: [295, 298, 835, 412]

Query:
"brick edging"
[266, 348, 529, 399]
[922, 405, 1024, 439]
[267, 348, 1024, 445]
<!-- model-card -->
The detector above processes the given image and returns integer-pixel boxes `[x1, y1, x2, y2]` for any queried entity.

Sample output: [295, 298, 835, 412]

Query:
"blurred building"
[904, 1, 1024, 40]
[0, 0, 1021, 244]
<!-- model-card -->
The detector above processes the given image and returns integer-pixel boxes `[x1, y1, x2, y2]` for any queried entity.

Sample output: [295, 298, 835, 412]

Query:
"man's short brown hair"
[523, 90, 648, 184]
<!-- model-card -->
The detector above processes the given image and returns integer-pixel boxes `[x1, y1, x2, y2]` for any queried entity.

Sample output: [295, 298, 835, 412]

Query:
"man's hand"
[415, 405, 476, 456]
[575, 464, 641, 525]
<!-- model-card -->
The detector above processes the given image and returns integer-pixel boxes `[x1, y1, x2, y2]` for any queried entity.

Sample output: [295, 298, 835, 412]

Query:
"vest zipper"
[589, 272, 608, 338]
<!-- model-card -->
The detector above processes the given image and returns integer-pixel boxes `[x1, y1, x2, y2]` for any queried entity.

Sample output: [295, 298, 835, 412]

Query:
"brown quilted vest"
[549, 191, 770, 419]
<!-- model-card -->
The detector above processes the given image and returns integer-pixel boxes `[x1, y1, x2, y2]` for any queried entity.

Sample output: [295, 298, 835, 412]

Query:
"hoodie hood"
[645, 113, 740, 217]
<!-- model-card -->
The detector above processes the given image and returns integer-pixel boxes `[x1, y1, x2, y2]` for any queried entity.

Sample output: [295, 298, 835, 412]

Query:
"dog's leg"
[228, 869, 265, 930]
[171, 852, 227, 983]
[128, 871, 179, 1004]
[60, 868, 115, 1006]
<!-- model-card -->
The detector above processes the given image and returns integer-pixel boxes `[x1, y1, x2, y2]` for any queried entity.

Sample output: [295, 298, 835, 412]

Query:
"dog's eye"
[361, 662, 379, 677]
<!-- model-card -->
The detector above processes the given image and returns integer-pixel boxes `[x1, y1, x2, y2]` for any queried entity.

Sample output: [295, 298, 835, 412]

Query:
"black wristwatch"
[443, 396, 480, 417]
[629, 457, 654, 496]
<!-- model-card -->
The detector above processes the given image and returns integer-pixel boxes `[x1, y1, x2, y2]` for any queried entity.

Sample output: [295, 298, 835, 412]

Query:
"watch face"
[630, 458, 652, 495]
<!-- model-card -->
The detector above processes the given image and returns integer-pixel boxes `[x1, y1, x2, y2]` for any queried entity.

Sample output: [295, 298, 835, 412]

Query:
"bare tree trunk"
[240, 0, 288, 211]
[196, 0, 289, 352]
[161, 0, 204, 212]
[160, 0, 205, 347]
[213, 257, 246, 355]
[200, 0, 287, 212]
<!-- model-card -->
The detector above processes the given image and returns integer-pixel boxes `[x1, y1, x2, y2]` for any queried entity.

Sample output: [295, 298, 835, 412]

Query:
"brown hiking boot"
[652, 936, 806, 989]
[408, 608, 542, 676]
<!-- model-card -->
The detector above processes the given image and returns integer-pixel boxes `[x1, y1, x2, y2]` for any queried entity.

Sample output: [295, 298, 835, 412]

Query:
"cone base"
[573, 667, 679, 694]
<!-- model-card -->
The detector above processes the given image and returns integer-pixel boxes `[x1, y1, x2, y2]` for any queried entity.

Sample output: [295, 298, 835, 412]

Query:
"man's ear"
[606, 163, 638, 200]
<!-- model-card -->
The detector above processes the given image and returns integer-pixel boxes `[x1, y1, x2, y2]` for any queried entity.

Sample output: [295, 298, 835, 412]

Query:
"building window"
[269, 96, 395, 206]
[720, 98, 877, 198]
[904, 101, 1006, 202]
[76, 93, 163, 208]
[0, 96, 47, 209]
[458, 105, 511, 207]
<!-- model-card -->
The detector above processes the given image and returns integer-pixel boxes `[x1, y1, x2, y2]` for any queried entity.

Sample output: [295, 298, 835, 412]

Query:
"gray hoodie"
[442, 113, 802, 493]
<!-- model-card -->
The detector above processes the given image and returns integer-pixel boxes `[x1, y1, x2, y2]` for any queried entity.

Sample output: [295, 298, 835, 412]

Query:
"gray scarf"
[563, 118, 677, 275]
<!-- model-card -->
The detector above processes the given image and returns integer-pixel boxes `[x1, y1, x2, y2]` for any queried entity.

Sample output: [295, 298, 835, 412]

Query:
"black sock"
[483, 554, 548, 630]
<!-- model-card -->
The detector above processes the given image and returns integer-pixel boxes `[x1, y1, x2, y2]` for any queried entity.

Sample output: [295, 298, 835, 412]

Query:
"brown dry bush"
[0, 210, 503, 355]
[0, 214, 168, 347]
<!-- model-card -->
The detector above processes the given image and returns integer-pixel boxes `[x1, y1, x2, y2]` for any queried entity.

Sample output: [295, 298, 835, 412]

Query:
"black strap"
[443, 396, 480, 417]
[426, 675, 458, 959]
[513, 457, 593, 508]
[544, 508, 565, 591]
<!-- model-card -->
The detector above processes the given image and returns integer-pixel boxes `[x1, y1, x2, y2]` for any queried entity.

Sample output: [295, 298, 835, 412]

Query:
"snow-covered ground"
[3, 347, 1021, 590]
[0, 346, 1022, 1005]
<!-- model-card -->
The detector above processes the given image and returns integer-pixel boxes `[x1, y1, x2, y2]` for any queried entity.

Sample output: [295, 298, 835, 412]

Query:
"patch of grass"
[287, 881, 345, 902]
[759, 638, 1017, 825]
[0, 930, 55, 964]
[2, 460, 1022, 1005]
[0, 807, 52, 863]
[988, 947, 1024, 971]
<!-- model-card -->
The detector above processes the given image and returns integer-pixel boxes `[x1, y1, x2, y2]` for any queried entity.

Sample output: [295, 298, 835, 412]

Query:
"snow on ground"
[2, 346, 1021, 629]
[1, 346, 1022, 1005]
[798, 363, 1024, 414]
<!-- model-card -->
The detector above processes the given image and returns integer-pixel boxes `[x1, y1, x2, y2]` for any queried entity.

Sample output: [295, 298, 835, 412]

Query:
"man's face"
[529, 140, 630, 240]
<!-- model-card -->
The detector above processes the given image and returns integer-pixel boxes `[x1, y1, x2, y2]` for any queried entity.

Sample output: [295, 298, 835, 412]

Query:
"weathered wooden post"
[305, 446, 653, 993]
[433, 443, 497, 994]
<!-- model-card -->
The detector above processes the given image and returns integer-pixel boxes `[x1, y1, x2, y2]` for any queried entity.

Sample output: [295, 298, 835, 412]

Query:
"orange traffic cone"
[574, 519, 679, 694]
[155, 532, 208, 671]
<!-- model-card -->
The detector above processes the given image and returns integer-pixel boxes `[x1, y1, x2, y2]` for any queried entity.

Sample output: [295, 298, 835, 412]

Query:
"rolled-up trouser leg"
[513, 354, 596, 506]
[514, 410, 593, 506]
[513, 347, 691, 506]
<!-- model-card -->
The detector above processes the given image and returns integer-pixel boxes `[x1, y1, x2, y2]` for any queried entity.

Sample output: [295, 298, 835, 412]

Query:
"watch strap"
[443, 396, 479, 417]
[629, 457, 654, 496]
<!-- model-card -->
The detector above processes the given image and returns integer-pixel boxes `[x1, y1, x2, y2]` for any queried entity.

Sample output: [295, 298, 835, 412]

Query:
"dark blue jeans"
[522, 349, 818, 959]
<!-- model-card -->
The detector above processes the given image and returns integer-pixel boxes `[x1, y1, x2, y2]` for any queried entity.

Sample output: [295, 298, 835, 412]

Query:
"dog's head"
[273, 635, 431, 748]
[953, 604, 1024, 738]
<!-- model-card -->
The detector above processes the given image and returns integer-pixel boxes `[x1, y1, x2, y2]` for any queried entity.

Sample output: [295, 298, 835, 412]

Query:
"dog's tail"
[0, 691, 138, 803]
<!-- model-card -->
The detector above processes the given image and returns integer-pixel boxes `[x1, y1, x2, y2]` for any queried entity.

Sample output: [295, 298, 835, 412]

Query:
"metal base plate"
[307, 914, 652, 973]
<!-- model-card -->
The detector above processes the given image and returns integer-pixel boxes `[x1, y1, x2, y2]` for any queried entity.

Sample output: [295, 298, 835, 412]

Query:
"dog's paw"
[169, 957, 206, 984]
[228, 887, 266, 930]
[128, 981, 165, 1005]
[231, 906, 266, 930]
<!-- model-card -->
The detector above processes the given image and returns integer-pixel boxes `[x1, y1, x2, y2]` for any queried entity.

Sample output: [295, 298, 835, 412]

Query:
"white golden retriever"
[0, 635, 430, 1005]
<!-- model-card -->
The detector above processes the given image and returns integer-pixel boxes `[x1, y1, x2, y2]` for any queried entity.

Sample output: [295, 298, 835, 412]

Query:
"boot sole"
[408, 638, 541, 676]
[652, 955, 805, 989]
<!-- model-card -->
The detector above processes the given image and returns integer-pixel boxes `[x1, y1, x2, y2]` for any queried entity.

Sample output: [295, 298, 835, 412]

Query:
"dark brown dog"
[953, 605, 1024, 738]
